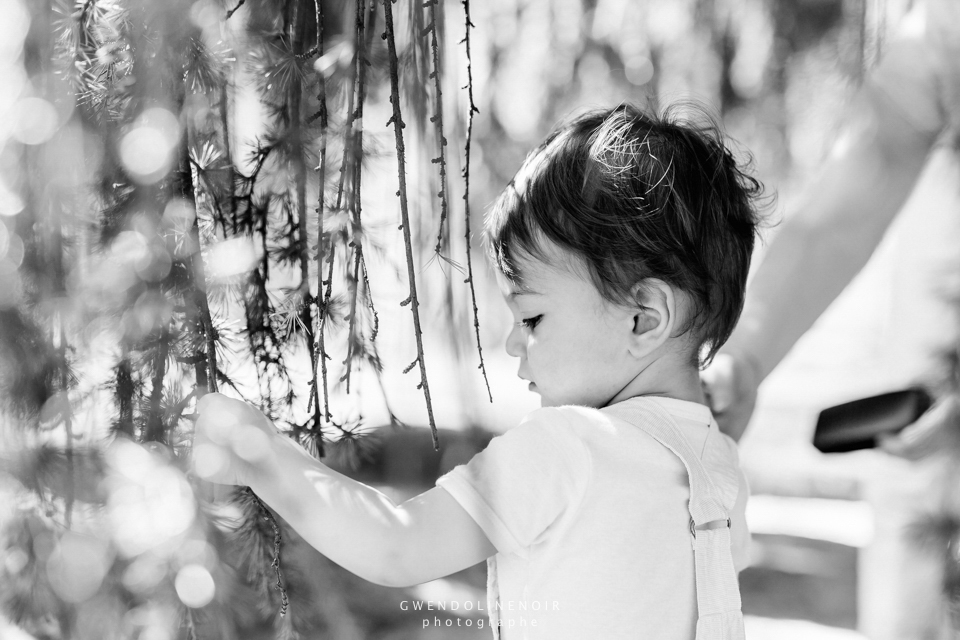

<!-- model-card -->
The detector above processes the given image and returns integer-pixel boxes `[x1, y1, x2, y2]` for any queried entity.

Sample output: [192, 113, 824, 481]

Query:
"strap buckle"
[689, 518, 731, 537]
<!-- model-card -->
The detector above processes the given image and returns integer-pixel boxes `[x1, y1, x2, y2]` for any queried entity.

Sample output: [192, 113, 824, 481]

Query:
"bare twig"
[342, 0, 376, 393]
[226, 0, 245, 20]
[425, 0, 450, 261]
[383, 0, 438, 448]
[144, 323, 170, 443]
[286, 0, 318, 440]
[219, 82, 237, 233]
[183, 135, 219, 397]
[311, 0, 328, 446]
[461, 0, 492, 402]
[316, 241, 336, 421]
[59, 323, 74, 526]
[250, 488, 289, 616]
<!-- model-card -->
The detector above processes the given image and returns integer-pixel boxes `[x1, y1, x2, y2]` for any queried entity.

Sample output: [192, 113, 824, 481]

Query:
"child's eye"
[518, 315, 542, 330]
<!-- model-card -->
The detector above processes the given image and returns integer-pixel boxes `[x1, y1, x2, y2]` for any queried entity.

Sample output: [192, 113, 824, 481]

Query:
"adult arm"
[706, 6, 947, 439]
[194, 394, 495, 588]
[726, 86, 939, 382]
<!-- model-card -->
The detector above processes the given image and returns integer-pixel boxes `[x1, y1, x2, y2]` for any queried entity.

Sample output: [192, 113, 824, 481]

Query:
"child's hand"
[192, 393, 279, 486]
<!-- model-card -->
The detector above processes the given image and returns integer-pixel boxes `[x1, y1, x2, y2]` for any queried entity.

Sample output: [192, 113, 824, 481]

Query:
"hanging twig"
[342, 0, 377, 394]
[286, 0, 318, 428]
[316, 238, 337, 422]
[226, 0, 245, 20]
[182, 134, 220, 397]
[58, 317, 75, 527]
[144, 323, 170, 443]
[321, 0, 361, 395]
[424, 0, 450, 261]
[383, 0, 438, 448]
[114, 354, 135, 437]
[250, 488, 289, 616]
[308, 0, 329, 447]
[361, 254, 379, 342]
[219, 82, 238, 234]
[461, 0, 492, 402]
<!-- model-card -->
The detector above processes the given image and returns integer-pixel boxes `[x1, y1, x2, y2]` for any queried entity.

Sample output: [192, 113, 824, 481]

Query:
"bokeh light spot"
[193, 442, 227, 479]
[206, 236, 259, 281]
[107, 440, 197, 557]
[625, 56, 655, 86]
[120, 128, 171, 180]
[122, 553, 166, 594]
[177, 539, 218, 569]
[119, 108, 181, 183]
[0, 181, 24, 217]
[46, 532, 113, 603]
[175, 564, 215, 608]
[0, 0, 30, 59]
[12, 97, 59, 145]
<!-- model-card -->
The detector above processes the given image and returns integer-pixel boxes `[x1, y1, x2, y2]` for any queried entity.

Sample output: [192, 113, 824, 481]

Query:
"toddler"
[194, 104, 760, 639]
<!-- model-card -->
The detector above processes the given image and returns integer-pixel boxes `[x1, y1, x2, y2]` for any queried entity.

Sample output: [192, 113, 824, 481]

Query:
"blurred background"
[1, 0, 958, 638]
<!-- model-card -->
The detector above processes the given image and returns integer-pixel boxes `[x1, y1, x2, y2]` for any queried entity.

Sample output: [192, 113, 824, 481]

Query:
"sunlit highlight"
[175, 564, 215, 608]
[119, 108, 181, 183]
[107, 440, 196, 557]
[45, 533, 113, 603]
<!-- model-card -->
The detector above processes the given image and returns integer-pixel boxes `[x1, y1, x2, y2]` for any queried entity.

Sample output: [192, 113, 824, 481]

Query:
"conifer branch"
[383, 0, 438, 448]
[113, 355, 135, 437]
[460, 0, 492, 402]
[144, 323, 170, 443]
[180, 133, 219, 397]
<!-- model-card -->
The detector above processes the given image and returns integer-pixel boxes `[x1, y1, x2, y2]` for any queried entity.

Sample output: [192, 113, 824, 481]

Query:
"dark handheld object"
[813, 388, 933, 453]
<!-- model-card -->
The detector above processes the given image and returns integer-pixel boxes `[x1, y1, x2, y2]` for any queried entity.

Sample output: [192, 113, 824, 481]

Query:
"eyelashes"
[517, 315, 543, 330]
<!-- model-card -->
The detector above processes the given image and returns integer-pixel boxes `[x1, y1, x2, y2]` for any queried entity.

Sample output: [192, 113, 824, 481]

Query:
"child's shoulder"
[516, 402, 673, 455]
[517, 404, 618, 436]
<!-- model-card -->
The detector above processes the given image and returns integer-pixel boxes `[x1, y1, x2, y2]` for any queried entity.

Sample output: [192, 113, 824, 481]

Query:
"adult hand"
[701, 352, 761, 442]
[878, 396, 959, 461]
[192, 392, 279, 486]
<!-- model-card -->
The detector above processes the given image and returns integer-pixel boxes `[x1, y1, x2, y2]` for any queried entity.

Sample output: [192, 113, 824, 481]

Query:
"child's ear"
[627, 279, 677, 359]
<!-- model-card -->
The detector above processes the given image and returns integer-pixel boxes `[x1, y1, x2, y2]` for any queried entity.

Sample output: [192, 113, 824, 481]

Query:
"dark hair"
[484, 103, 764, 365]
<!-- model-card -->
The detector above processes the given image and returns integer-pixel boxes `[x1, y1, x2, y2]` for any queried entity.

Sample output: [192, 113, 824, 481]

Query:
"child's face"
[497, 246, 640, 408]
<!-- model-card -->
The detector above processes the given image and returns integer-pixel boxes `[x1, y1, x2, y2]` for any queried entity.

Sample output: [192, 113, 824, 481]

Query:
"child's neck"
[608, 351, 706, 407]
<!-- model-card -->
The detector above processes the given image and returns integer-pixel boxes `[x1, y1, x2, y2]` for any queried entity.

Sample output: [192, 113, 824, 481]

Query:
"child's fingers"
[193, 394, 277, 486]
[193, 437, 239, 484]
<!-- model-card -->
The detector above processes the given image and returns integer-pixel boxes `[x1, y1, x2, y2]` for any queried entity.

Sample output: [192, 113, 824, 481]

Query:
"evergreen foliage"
[0, 0, 485, 636]
[3, 0, 960, 636]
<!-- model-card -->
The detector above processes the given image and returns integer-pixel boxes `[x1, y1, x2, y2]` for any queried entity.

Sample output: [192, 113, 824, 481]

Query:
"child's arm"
[193, 393, 496, 588]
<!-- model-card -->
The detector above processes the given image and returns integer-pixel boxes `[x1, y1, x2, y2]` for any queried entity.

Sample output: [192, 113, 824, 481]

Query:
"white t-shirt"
[436, 396, 750, 640]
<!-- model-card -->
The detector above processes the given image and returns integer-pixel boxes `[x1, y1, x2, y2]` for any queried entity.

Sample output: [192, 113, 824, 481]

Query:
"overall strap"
[603, 398, 745, 640]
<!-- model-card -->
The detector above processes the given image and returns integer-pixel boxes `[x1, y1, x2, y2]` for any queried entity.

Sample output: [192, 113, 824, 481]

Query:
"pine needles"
[1, 0, 494, 637]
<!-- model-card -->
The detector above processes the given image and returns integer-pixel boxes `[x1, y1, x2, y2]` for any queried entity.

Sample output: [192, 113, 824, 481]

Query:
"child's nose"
[504, 324, 525, 358]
